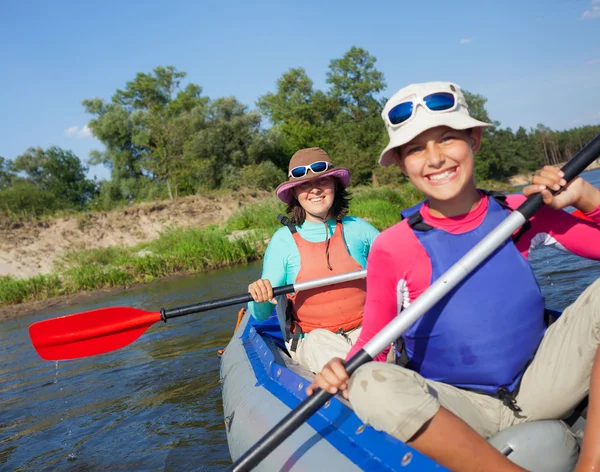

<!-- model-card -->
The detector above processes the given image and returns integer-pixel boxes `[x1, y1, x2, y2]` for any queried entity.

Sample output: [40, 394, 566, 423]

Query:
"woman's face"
[396, 126, 481, 204]
[293, 176, 336, 222]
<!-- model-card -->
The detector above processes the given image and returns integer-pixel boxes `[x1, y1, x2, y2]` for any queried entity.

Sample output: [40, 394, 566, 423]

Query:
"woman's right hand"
[306, 357, 350, 400]
[248, 279, 276, 304]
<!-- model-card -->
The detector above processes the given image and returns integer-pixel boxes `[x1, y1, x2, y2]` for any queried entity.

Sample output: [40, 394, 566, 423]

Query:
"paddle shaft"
[160, 269, 367, 321]
[230, 133, 600, 471]
[27, 270, 368, 362]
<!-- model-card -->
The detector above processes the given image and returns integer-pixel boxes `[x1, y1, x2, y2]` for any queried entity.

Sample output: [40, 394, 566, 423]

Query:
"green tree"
[326, 47, 387, 184]
[83, 99, 147, 182]
[247, 128, 287, 171]
[12, 146, 97, 208]
[183, 97, 263, 190]
[463, 90, 506, 180]
[0, 156, 14, 190]
[326, 46, 386, 121]
[462, 90, 493, 124]
[258, 68, 336, 155]
[258, 67, 316, 125]
[84, 66, 208, 200]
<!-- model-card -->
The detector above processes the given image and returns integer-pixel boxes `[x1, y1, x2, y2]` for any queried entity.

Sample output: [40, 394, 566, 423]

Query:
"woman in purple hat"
[247, 147, 379, 373]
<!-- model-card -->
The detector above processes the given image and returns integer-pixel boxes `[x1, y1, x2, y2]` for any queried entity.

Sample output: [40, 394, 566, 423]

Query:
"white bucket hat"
[379, 81, 492, 167]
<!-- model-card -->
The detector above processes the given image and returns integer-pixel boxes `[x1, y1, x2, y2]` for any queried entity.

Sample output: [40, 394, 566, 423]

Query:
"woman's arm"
[346, 224, 419, 362]
[247, 230, 291, 321]
[514, 168, 600, 260]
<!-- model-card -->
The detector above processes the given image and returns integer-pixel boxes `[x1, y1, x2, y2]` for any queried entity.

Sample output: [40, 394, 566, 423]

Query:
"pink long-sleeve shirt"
[348, 194, 600, 362]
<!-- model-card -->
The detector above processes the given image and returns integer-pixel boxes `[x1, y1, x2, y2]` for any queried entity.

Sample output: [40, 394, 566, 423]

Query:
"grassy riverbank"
[0, 182, 515, 307]
[0, 226, 263, 306]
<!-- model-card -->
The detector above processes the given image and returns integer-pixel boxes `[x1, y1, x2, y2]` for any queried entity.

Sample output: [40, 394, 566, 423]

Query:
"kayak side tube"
[220, 313, 447, 471]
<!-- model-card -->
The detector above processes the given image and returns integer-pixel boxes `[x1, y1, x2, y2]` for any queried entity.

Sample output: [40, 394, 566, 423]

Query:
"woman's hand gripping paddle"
[29, 270, 366, 361]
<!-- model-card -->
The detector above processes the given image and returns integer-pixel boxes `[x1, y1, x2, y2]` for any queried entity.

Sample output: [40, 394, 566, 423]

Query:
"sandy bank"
[0, 191, 269, 280]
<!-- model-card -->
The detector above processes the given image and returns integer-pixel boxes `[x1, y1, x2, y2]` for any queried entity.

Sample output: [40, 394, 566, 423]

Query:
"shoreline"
[507, 159, 600, 186]
[3, 169, 598, 322]
[0, 286, 128, 322]
[0, 270, 208, 322]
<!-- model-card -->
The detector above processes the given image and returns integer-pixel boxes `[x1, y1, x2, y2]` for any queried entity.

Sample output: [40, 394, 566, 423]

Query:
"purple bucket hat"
[276, 147, 351, 204]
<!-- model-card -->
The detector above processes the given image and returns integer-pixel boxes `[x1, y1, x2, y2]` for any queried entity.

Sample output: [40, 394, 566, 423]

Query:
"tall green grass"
[350, 185, 424, 230]
[0, 274, 63, 306]
[223, 198, 285, 233]
[0, 227, 263, 306]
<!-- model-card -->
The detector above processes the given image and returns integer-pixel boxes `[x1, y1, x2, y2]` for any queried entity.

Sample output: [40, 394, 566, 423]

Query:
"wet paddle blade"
[29, 307, 162, 361]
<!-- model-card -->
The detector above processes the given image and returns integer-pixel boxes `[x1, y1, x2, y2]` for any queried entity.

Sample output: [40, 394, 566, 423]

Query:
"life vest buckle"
[337, 327, 351, 344]
[497, 387, 522, 413]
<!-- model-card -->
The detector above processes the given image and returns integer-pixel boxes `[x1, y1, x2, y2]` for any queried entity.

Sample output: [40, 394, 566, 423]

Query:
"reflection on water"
[1, 169, 599, 470]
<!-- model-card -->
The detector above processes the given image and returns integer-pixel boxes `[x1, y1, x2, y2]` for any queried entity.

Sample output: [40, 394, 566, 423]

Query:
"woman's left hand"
[523, 165, 599, 212]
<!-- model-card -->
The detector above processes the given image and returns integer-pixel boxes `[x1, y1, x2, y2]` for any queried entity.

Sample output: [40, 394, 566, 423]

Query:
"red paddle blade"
[29, 307, 162, 361]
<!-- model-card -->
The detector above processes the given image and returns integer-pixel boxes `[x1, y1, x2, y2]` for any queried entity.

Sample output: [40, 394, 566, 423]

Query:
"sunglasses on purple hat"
[288, 161, 334, 179]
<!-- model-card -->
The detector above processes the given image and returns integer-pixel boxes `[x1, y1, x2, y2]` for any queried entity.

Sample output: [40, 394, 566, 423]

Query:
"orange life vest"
[286, 221, 366, 333]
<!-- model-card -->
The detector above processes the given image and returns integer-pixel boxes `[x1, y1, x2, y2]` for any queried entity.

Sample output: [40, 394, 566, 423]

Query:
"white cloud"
[78, 125, 92, 138]
[63, 125, 93, 139]
[587, 59, 600, 65]
[581, 1, 600, 19]
[460, 38, 472, 45]
[64, 126, 79, 137]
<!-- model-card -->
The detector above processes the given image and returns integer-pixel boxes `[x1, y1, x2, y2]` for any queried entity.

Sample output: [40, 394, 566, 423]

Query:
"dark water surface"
[0, 261, 264, 471]
[1, 169, 600, 471]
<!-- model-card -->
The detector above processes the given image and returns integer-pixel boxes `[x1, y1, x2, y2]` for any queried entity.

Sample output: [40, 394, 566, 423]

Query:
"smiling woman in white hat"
[308, 81, 600, 472]
[247, 147, 379, 374]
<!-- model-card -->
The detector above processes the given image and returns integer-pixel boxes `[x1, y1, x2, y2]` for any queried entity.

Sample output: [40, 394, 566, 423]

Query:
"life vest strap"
[405, 211, 435, 231]
[480, 190, 532, 244]
[402, 190, 532, 243]
[277, 213, 297, 234]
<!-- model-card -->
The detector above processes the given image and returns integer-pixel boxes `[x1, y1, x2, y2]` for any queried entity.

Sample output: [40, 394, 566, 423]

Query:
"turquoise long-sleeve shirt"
[248, 216, 380, 321]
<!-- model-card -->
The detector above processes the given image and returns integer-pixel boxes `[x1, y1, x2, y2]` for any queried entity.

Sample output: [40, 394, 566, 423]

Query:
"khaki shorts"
[347, 278, 600, 442]
[286, 326, 362, 373]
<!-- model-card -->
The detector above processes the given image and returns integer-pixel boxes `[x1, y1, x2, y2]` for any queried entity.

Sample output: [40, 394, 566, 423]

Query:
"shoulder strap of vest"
[400, 200, 425, 221]
[277, 213, 297, 234]
[405, 210, 434, 232]
[403, 190, 533, 239]
[400, 200, 433, 231]
[480, 189, 531, 244]
[480, 189, 511, 210]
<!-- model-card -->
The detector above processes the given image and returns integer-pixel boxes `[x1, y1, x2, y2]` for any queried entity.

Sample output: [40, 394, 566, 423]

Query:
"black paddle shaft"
[160, 284, 294, 321]
[228, 350, 373, 472]
[228, 132, 600, 471]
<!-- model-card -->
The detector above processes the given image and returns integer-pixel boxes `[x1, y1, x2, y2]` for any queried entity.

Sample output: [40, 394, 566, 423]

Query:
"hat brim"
[276, 168, 351, 204]
[379, 113, 492, 167]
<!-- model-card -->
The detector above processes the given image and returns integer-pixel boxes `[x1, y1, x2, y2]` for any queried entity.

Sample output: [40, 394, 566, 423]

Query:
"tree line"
[1, 47, 599, 219]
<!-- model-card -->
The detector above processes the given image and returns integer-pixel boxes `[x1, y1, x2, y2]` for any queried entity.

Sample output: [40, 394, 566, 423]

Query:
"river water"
[1, 169, 600, 471]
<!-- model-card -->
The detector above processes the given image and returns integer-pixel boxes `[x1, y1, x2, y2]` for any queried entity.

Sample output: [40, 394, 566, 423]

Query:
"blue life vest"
[398, 194, 546, 399]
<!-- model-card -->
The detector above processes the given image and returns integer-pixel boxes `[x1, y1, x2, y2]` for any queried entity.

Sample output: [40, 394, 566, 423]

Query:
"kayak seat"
[488, 420, 580, 471]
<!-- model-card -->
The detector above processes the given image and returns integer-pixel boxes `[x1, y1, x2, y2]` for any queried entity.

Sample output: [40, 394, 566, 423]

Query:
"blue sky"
[1, 0, 599, 182]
